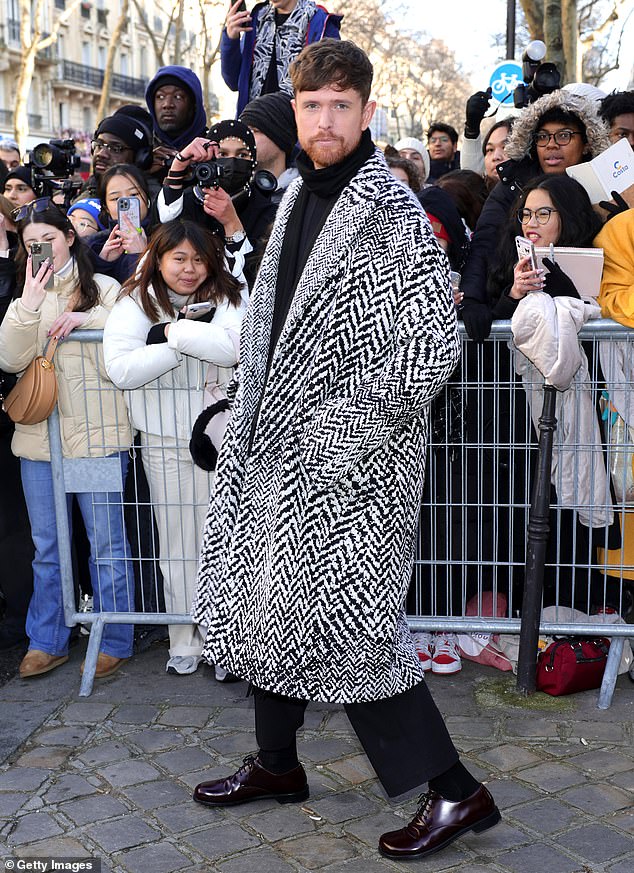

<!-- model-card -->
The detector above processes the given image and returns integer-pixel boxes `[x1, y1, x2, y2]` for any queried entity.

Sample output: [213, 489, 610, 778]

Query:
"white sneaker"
[412, 632, 433, 671]
[166, 655, 201, 675]
[431, 633, 462, 675]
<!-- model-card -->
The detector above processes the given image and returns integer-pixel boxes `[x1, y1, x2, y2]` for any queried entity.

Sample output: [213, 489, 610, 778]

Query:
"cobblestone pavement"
[0, 642, 633, 873]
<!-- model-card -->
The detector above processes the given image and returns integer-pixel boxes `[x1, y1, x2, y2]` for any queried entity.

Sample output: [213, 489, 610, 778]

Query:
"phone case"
[117, 197, 142, 231]
[515, 236, 537, 271]
[31, 243, 54, 290]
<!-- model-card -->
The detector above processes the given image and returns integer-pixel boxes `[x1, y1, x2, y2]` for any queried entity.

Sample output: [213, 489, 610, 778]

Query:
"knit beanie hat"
[208, 119, 256, 158]
[67, 198, 106, 230]
[95, 115, 151, 153]
[3, 166, 34, 189]
[240, 92, 298, 157]
[394, 137, 430, 183]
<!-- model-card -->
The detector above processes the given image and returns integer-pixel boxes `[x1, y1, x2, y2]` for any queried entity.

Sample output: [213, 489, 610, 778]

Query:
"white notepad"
[534, 246, 604, 299]
[566, 139, 634, 204]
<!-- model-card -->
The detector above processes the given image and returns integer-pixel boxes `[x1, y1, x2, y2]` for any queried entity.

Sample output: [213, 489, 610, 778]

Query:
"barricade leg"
[79, 616, 105, 697]
[597, 637, 624, 710]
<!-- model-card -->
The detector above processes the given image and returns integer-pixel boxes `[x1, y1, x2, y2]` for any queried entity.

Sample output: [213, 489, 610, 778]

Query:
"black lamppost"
[506, 0, 516, 59]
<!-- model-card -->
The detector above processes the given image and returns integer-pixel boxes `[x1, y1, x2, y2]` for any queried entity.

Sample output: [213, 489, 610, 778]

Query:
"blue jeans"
[21, 454, 134, 659]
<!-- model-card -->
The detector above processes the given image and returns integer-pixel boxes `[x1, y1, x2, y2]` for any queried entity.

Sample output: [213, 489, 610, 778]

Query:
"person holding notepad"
[488, 174, 602, 318]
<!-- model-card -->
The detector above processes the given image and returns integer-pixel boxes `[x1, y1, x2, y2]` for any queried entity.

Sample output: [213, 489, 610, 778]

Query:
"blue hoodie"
[221, 2, 342, 116]
[145, 65, 207, 150]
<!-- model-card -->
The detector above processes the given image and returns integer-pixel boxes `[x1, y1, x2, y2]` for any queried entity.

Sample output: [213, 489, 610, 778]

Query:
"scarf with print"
[250, 0, 316, 100]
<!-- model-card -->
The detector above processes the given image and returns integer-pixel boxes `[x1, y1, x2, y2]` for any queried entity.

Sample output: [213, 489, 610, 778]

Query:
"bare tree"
[199, 0, 227, 121]
[96, 0, 130, 121]
[14, 0, 83, 152]
[520, 0, 630, 85]
[129, 0, 181, 67]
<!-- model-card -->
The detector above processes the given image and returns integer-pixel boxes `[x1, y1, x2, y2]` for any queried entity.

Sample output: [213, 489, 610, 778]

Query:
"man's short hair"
[0, 139, 20, 156]
[290, 39, 373, 105]
[600, 90, 634, 124]
[427, 123, 459, 145]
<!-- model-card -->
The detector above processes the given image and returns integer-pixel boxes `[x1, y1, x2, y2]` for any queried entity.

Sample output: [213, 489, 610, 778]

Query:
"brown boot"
[80, 653, 128, 679]
[19, 649, 69, 678]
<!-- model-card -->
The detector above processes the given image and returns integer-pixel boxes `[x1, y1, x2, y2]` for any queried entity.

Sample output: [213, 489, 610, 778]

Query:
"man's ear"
[362, 99, 377, 131]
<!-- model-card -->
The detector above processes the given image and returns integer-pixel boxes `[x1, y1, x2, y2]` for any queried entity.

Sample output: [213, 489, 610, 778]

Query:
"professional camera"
[513, 41, 561, 109]
[192, 157, 226, 187]
[25, 139, 83, 206]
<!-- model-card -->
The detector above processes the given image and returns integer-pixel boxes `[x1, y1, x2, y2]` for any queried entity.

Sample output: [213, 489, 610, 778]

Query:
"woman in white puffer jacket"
[103, 219, 247, 676]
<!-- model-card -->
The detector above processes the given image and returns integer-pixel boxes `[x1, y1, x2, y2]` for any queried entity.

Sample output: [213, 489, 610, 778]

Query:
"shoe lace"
[238, 754, 257, 776]
[434, 634, 458, 658]
[409, 790, 436, 831]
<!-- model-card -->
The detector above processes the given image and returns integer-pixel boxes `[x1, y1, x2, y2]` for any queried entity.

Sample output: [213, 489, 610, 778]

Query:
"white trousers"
[140, 432, 210, 657]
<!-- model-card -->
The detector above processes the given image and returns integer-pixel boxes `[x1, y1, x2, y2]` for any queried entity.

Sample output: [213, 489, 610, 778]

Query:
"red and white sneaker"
[431, 633, 462, 675]
[412, 632, 433, 671]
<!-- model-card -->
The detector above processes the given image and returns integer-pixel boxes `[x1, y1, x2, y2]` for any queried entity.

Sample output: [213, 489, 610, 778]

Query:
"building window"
[81, 2, 92, 20]
[153, 15, 162, 33]
[120, 53, 129, 77]
[139, 45, 147, 78]
[82, 42, 91, 67]
[55, 0, 66, 9]
[97, 8, 108, 26]
[97, 46, 106, 70]
[83, 107, 92, 132]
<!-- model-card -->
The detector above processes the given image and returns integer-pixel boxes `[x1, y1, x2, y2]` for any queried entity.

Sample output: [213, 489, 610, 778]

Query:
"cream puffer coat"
[102, 283, 248, 441]
[0, 267, 132, 461]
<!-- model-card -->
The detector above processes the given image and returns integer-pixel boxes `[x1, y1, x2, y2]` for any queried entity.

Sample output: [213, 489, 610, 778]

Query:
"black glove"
[464, 88, 492, 138]
[542, 258, 580, 299]
[598, 190, 629, 221]
[146, 323, 169, 344]
[460, 298, 493, 342]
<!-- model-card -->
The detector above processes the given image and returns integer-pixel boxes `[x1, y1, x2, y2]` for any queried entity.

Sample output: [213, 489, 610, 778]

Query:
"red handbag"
[536, 637, 610, 696]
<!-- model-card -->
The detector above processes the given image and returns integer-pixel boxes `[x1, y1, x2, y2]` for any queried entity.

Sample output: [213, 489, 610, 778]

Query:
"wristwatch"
[225, 229, 246, 245]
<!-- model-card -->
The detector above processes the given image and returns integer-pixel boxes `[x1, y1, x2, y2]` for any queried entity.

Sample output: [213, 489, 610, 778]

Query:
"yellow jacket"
[0, 267, 132, 461]
[596, 209, 634, 327]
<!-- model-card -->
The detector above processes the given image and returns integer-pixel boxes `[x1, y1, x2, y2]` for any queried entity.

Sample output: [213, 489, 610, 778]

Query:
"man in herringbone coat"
[192, 40, 501, 860]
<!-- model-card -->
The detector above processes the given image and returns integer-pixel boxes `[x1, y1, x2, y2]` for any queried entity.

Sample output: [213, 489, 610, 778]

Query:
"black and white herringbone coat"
[192, 150, 460, 703]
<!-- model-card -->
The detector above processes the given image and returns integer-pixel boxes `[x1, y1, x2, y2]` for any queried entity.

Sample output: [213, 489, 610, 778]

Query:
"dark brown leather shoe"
[193, 755, 309, 807]
[379, 784, 501, 860]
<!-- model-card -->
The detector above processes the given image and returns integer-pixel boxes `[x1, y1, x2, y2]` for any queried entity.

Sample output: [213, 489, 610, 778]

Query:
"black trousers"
[254, 680, 459, 798]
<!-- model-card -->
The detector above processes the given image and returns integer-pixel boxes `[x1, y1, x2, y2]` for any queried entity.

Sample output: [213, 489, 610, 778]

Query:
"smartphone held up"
[31, 241, 54, 290]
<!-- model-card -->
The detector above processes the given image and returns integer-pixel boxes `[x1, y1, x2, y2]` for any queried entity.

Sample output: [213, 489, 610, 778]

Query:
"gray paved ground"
[0, 641, 633, 873]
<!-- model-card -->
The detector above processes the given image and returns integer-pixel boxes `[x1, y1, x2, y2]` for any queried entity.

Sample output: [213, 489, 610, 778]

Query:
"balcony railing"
[58, 61, 148, 98]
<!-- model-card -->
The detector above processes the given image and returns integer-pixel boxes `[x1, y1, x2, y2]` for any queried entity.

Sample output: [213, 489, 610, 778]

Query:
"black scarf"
[267, 130, 376, 367]
[295, 128, 376, 198]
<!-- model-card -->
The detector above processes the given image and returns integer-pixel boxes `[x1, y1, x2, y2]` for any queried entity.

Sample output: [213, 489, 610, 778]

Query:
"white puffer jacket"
[0, 268, 132, 461]
[103, 283, 248, 441]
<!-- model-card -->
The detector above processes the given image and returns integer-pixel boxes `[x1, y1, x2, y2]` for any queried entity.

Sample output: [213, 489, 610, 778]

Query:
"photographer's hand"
[202, 186, 243, 237]
[465, 88, 492, 138]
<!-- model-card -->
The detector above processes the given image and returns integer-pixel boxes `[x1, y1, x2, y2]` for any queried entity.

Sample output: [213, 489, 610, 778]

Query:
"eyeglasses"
[534, 129, 581, 147]
[517, 206, 559, 225]
[70, 217, 99, 233]
[11, 196, 68, 223]
[91, 139, 130, 155]
[429, 136, 451, 144]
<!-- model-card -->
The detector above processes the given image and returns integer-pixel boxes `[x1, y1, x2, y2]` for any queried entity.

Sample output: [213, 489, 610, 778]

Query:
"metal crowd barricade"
[50, 327, 633, 703]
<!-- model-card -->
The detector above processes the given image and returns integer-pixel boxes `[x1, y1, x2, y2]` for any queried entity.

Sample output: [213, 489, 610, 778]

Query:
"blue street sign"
[489, 60, 524, 106]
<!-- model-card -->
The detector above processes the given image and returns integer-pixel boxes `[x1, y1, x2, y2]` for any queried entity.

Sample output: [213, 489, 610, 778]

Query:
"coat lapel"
[277, 152, 386, 347]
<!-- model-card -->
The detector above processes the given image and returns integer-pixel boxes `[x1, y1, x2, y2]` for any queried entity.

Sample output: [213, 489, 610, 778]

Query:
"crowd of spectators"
[1, 0, 634, 684]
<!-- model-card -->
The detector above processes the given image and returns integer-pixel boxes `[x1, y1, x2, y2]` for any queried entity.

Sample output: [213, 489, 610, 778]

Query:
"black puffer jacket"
[460, 90, 611, 307]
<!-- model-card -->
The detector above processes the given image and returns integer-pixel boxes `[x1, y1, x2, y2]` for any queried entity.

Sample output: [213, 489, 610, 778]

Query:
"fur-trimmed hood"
[505, 90, 611, 163]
